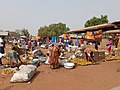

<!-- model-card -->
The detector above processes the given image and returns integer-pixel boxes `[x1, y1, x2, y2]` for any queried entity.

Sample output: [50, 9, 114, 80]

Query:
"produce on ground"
[105, 56, 120, 61]
[2, 68, 16, 75]
[68, 58, 93, 66]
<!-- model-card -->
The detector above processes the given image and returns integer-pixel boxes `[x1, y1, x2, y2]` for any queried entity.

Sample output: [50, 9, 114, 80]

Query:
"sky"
[0, 0, 120, 36]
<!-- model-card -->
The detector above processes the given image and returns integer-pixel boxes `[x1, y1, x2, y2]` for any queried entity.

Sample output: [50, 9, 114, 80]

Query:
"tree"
[21, 28, 30, 37]
[15, 29, 21, 37]
[84, 15, 109, 27]
[38, 22, 70, 37]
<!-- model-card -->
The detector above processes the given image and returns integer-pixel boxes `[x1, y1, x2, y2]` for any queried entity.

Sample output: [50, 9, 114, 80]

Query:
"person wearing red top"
[85, 48, 95, 63]
[79, 37, 84, 44]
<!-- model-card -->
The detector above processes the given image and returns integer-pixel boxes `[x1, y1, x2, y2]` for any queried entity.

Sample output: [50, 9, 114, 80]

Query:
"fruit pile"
[2, 68, 16, 75]
[68, 58, 93, 66]
[105, 56, 120, 61]
[20, 55, 33, 63]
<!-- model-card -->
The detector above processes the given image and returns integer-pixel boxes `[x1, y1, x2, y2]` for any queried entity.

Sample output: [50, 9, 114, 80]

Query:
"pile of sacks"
[10, 65, 37, 82]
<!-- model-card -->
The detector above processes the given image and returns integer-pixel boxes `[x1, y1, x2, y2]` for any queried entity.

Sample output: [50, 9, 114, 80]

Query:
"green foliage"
[38, 22, 70, 37]
[21, 28, 30, 37]
[84, 15, 109, 27]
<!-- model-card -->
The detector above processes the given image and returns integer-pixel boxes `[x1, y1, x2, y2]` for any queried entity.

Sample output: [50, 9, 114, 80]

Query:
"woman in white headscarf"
[0, 36, 5, 65]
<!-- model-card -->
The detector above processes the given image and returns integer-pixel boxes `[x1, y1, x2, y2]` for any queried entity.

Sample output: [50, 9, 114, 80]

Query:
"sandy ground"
[0, 44, 120, 90]
[0, 61, 120, 90]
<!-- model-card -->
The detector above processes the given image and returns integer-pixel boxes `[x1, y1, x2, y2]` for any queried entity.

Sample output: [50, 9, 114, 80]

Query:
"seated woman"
[75, 47, 83, 58]
[8, 46, 23, 67]
[45, 51, 50, 64]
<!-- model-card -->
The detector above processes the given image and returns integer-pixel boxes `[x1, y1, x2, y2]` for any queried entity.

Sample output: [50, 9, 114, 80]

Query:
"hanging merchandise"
[52, 36, 56, 42]
[86, 32, 92, 36]
[92, 31, 94, 36]
[64, 33, 70, 40]
[85, 31, 95, 41]
[85, 30, 102, 42]
[94, 30, 102, 35]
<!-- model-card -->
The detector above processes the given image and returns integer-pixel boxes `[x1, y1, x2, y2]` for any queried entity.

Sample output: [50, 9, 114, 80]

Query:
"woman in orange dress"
[49, 44, 60, 69]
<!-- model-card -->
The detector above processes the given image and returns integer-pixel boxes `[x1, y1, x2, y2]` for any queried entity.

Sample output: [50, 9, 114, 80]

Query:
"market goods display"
[95, 34, 102, 38]
[85, 31, 94, 41]
[105, 56, 120, 61]
[2, 68, 16, 75]
[94, 30, 102, 35]
[64, 33, 70, 40]
[85, 30, 102, 42]
[68, 58, 93, 66]
[85, 35, 95, 40]
[21, 55, 33, 63]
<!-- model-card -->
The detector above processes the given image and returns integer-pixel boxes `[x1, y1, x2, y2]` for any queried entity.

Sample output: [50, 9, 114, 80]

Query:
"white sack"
[10, 65, 37, 82]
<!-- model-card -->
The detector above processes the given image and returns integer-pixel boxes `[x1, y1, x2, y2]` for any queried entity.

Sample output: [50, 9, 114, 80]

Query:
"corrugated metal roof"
[112, 20, 120, 24]
[67, 21, 120, 33]
[67, 29, 86, 33]
[0, 32, 9, 36]
[67, 23, 114, 33]
[103, 29, 120, 34]
[59, 34, 83, 38]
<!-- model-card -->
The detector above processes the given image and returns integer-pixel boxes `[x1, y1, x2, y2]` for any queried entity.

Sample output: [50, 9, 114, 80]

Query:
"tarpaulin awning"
[31, 36, 41, 40]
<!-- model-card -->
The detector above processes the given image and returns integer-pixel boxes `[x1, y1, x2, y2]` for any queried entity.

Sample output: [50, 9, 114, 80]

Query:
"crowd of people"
[0, 34, 119, 69]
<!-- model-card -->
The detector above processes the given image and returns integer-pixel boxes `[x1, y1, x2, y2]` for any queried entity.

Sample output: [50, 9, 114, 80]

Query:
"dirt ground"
[0, 44, 120, 90]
